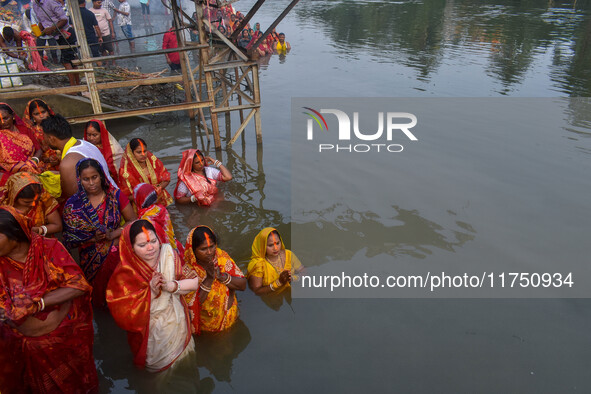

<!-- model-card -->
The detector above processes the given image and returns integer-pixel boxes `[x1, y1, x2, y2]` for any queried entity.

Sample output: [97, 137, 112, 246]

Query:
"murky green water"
[95, 0, 591, 392]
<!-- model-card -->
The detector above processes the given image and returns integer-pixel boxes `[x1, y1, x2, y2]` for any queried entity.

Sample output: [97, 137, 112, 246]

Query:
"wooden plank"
[211, 103, 259, 113]
[202, 18, 248, 61]
[97, 75, 183, 90]
[229, 108, 256, 145]
[209, 48, 231, 64]
[0, 85, 87, 100]
[0, 68, 94, 77]
[204, 60, 256, 72]
[67, 101, 213, 124]
[219, 69, 249, 106]
[216, 72, 254, 104]
[72, 46, 206, 65]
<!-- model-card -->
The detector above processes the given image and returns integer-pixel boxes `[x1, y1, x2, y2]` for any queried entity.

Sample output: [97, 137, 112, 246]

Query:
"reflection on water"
[293, 0, 591, 96]
[195, 320, 251, 383]
[294, 203, 476, 264]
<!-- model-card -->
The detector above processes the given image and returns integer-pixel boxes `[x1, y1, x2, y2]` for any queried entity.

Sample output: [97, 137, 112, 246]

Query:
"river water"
[96, 0, 591, 392]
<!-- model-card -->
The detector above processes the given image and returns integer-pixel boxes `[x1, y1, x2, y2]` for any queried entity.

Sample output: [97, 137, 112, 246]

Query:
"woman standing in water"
[174, 149, 232, 206]
[120, 138, 172, 207]
[0, 206, 98, 393]
[247, 227, 303, 295]
[181, 226, 246, 333]
[106, 219, 194, 371]
[63, 158, 136, 307]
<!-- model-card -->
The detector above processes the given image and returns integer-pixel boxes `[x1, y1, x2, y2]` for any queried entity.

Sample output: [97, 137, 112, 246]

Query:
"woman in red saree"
[0, 171, 62, 236]
[0, 206, 98, 394]
[182, 226, 246, 334]
[84, 119, 124, 185]
[22, 99, 61, 171]
[119, 138, 173, 207]
[174, 149, 232, 206]
[134, 182, 184, 254]
[106, 219, 194, 372]
[63, 158, 136, 308]
[0, 103, 40, 186]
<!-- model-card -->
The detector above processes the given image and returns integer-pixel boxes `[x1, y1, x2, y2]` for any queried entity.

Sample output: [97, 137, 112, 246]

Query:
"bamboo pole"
[68, 0, 102, 114]
[71, 46, 207, 65]
[235, 66, 244, 126]
[0, 74, 184, 100]
[67, 100, 213, 123]
[229, 108, 255, 145]
[251, 63, 262, 143]
[0, 68, 95, 77]
[171, 0, 196, 118]
[196, 2, 221, 149]
[201, 18, 248, 62]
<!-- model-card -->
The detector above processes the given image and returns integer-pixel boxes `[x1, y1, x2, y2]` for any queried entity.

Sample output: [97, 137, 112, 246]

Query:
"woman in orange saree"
[119, 138, 173, 207]
[84, 119, 124, 185]
[0, 103, 40, 186]
[174, 149, 232, 206]
[22, 99, 61, 171]
[0, 171, 62, 236]
[182, 226, 246, 334]
[0, 206, 98, 394]
[106, 219, 194, 372]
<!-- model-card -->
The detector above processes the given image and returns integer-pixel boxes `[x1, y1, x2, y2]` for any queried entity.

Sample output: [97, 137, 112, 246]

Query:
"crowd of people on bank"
[1, 0, 291, 85]
[0, 99, 303, 393]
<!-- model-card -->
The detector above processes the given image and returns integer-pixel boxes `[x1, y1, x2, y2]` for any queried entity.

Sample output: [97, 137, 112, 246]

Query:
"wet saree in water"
[174, 149, 223, 206]
[119, 144, 173, 207]
[247, 227, 302, 294]
[183, 227, 245, 334]
[0, 206, 98, 394]
[106, 224, 194, 371]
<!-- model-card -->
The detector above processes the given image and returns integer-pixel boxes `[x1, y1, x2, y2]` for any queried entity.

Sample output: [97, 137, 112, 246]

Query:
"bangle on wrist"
[200, 283, 211, 292]
[269, 282, 275, 291]
[37, 297, 45, 312]
[173, 280, 180, 293]
[214, 160, 222, 168]
[190, 195, 197, 203]
[222, 273, 231, 285]
[31, 156, 40, 163]
[40, 225, 48, 236]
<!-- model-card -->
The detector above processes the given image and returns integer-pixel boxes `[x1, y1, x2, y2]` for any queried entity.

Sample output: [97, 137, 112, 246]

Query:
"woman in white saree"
[106, 219, 194, 372]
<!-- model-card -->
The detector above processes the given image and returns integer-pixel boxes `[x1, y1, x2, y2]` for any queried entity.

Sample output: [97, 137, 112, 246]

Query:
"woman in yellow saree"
[182, 226, 246, 334]
[247, 227, 303, 295]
